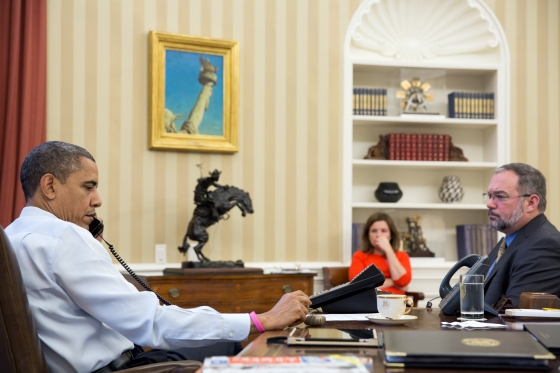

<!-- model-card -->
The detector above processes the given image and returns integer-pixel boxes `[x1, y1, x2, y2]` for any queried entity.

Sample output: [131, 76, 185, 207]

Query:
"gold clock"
[396, 77, 434, 113]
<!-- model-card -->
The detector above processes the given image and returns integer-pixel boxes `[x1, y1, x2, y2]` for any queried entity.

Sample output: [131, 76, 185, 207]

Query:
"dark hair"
[494, 163, 547, 213]
[20, 141, 95, 201]
[361, 212, 400, 254]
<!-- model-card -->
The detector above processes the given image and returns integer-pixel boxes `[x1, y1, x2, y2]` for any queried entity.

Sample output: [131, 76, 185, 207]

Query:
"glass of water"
[459, 274, 485, 321]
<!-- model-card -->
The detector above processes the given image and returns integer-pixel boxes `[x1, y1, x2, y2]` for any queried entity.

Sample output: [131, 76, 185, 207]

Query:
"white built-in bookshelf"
[342, 0, 510, 263]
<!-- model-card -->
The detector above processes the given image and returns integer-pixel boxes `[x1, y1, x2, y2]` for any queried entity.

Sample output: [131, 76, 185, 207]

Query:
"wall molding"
[351, 0, 501, 61]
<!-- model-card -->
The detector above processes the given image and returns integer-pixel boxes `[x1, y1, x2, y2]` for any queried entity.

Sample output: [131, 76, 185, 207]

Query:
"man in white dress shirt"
[6, 141, 310, 373]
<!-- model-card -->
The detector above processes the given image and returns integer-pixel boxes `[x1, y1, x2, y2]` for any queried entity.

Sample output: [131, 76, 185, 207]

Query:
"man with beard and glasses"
[483, 163, 560, 307]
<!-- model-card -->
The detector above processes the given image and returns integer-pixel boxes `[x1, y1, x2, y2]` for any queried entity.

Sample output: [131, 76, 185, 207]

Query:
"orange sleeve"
[348, 251, 368, 281]
[392, 251, 412, 287]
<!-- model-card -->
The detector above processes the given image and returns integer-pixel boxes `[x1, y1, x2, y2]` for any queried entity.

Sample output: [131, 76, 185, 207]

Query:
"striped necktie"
[496, 239, 507, 262]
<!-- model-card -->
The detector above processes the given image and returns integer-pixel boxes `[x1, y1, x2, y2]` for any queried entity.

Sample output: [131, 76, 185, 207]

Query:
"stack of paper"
[504, 309, 560, 318]
[201, 355, 371, 373]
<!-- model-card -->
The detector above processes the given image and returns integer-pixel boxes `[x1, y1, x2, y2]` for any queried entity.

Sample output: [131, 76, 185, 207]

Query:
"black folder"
[382, 330, 554, 370]
[524, 324, 560, 354]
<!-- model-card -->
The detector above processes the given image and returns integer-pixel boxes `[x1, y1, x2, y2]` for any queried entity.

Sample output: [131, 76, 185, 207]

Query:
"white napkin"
[441, 321, 506, 329]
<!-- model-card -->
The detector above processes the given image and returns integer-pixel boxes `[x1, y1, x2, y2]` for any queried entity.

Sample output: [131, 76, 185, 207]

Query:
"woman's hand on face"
[374, 236, 393, 255]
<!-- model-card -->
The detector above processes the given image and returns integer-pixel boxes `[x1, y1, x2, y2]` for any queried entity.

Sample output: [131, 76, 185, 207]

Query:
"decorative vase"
[438, 176, 464, 203]
[374, 182, 403, 203]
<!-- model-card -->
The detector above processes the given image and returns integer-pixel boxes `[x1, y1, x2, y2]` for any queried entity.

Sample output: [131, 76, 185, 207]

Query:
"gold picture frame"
[149, 31, 239, 153]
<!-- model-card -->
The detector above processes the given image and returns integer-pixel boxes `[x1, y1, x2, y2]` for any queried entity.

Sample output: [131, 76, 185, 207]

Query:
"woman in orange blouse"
[348, 212, 411, 294]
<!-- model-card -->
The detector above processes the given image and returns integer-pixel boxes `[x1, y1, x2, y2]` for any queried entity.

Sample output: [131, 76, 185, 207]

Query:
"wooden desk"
[238, 308, 560, 372]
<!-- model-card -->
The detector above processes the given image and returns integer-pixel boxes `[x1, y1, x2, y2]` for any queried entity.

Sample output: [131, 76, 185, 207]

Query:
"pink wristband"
[250, 311, 265, 333]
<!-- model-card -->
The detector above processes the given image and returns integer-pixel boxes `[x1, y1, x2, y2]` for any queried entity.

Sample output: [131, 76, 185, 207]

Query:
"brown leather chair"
[322, 266, 424, 306]
[0, 226, 201, 373]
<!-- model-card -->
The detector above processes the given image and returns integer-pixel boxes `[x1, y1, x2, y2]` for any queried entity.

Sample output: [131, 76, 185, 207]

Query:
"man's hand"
[250, 291, 311, 333]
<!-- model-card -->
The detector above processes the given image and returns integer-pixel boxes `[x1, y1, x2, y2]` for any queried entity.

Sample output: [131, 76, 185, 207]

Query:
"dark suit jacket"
[484, 214, 560, 307]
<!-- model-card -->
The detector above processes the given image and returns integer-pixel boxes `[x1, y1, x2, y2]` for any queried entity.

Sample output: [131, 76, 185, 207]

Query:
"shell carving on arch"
[351, 0, 500, 61]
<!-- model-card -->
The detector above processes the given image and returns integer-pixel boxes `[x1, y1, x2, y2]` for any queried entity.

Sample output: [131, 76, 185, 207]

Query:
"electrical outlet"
[155, 244, 167, 264]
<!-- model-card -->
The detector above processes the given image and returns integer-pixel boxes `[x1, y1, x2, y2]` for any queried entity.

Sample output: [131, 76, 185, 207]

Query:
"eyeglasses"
[482, 193, 532, 203]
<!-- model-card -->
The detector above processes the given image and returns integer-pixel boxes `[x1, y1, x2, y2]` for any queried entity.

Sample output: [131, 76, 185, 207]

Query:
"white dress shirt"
[6, 207, 249, 373]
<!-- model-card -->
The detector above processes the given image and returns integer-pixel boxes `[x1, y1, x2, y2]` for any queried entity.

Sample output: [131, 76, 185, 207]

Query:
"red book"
[404, 134, 412, 160]
[433, 134, 440, 161]
[436, 135, 444, 161]
[387, 134, 396, 160]
[410, 134, 418, 161]
[394, 134, 400, 160]
[422, 134, 428, 160]
[426, 134, 434, 161]
[385, 133, 452, 161]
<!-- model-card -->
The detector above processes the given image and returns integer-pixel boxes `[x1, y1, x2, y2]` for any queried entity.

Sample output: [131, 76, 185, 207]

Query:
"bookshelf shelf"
[352, 160, 498, 171]
[353, 115, 497, 129]
[352, 202, 488, 210]
[343, 0, 509, 262]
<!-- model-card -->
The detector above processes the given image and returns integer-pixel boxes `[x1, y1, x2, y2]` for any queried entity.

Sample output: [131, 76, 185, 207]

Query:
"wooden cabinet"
[342, 0, 510, 262]
[124, 273, 315, 314]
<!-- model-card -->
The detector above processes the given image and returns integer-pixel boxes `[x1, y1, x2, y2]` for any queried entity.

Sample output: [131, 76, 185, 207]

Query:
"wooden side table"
[124, 272, 315, 313]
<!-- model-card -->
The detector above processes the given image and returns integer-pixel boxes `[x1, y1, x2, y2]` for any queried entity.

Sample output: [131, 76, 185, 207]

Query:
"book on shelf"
[456, 224, 497, 259]
[384, 133, 450, 161]
[352, 87, 387, 116]
[448, 91, 495, 119]
[352, 223, 364, 255]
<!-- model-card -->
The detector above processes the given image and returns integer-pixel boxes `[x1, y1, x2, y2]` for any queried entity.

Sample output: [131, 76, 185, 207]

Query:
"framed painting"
[149, 31, 239, 153]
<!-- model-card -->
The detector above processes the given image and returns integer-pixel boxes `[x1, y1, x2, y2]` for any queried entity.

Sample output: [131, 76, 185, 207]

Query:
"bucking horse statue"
[178, 170, 254, 263]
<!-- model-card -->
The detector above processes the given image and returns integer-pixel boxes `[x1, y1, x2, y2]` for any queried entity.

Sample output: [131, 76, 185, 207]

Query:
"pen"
[542, 308, 560, 311]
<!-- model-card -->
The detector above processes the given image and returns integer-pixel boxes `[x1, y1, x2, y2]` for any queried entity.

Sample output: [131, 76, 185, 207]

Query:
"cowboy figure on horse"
[193, 169, 222, 221]
[178, 169, 254, 263]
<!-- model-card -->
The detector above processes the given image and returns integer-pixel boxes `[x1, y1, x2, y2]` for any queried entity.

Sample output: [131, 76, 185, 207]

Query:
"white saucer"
[366, 313, 418, 325]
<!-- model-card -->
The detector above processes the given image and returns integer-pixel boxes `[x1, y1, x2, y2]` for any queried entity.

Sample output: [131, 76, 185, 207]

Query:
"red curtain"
[0, 0, 47, 228]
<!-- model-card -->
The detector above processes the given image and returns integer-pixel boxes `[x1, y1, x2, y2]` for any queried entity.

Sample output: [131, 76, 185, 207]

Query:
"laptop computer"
[381, 330, 554, 370]
[524, 324, 560, 354]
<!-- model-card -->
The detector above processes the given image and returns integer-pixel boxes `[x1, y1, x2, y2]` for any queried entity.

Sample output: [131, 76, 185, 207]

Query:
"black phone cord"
[426, 296, 441, 309]
[100, 235, 172, 306]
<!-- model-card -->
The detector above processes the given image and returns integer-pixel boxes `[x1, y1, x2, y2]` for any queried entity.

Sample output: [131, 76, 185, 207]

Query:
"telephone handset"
[88, 218, 171, 306]
[438, 254, 495, 316]
[88, 217, 104, 238]
[310, 263, 385, 313]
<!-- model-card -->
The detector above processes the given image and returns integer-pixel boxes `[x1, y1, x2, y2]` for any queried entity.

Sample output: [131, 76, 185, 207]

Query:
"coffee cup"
[377, 294, 414, 319]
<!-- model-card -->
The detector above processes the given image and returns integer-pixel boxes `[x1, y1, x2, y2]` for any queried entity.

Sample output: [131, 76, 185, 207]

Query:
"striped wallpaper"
[46, 0, 560, 264]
